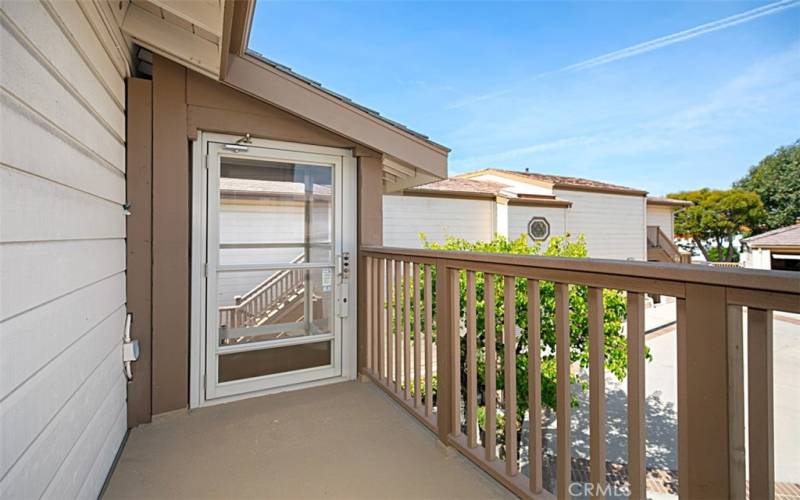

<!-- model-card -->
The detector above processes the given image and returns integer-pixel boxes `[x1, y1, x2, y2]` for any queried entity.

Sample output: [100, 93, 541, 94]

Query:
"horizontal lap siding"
[553, 189, 647, 260]
[0, 2, 127, 497]
[508, 205, 568, 245]
[382, 195, 494, 248]
[647, 205, 674, 238]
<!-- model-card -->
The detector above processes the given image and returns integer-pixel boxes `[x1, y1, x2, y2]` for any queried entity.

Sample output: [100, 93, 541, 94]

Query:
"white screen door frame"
[190, 132, 358, 407]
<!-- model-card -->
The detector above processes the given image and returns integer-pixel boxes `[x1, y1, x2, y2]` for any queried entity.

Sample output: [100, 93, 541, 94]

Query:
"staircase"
[218, 254, 307, 330]
[647, 225, 691, 263]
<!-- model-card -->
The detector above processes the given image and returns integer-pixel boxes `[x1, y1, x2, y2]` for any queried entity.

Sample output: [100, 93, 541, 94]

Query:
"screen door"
[203, 140, 354, 400]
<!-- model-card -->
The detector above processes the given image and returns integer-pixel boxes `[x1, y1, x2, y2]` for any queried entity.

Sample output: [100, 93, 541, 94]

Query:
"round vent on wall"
[527, 217, 550, 241]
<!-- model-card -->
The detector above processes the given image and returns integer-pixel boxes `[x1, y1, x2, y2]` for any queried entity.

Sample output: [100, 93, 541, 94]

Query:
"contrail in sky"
[563, 0, 800, 72]
[450, 0, 800, 108]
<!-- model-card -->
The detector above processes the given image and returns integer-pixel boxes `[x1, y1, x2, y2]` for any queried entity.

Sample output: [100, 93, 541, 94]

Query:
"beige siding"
[0, 2, 127, 498]
[507, 206, 568, 246]
[646, 205, 674, 238]
[553, 189, 647, 260]
[383, 195, 494, 248]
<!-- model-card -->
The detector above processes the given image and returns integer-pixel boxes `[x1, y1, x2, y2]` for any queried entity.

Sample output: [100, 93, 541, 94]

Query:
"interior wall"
[128, 54, 382, 419]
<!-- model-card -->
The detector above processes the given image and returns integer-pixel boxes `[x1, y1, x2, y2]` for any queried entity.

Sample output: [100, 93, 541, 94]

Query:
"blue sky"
[249, 1, 800, 195]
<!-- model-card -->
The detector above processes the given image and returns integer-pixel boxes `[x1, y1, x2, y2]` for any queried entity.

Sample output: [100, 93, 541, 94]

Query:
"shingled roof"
[459, 168, 647, 195]
[743, 224, 800, 248]
[408, 178, 508, 196]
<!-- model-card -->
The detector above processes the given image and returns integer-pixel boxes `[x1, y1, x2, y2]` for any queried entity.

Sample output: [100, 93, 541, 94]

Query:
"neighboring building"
[741, 222, 800, 271]
[384, 168, 691, 262]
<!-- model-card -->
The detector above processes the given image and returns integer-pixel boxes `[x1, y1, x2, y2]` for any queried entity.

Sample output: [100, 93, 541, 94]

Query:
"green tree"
[668, 188, 766, 262]
[422, 233, 631, 439]
[734, 140, 800, 232]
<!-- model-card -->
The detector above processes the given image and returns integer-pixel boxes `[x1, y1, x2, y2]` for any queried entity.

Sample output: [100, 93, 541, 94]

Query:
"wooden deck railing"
[219, 254, 305, 328]
[647, 226, 690, 263]
[360, 246, 799, 499]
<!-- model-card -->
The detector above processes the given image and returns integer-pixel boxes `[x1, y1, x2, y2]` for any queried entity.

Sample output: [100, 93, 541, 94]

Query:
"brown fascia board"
[749, 244, 800, 251]
[647, 197, 693, 208]
[508, 197, 572, 208]
[555, 184, 648, 197]
[402, 189, 498, 201]
[401, 189, 573, 207]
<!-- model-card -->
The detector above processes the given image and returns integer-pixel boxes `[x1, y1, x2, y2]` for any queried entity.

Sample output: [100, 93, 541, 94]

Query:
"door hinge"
[204, 262, 208, 277]
[203, 373, 207, 392]
[204, 154, 209, 170]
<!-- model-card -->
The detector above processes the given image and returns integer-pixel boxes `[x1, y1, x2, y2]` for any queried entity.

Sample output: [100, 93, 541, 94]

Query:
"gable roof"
[743, 224, 800, 248]
[402, 177, 573, 207]
[458, 168, 648, 196]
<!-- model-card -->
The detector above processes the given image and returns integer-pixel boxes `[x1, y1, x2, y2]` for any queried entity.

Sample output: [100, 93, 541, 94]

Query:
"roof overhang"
[111, 0, 448, 190]
[647, 198, 693, 208]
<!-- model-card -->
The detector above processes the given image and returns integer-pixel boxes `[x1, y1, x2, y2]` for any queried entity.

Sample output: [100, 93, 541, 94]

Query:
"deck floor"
[103, 381, 514, 499]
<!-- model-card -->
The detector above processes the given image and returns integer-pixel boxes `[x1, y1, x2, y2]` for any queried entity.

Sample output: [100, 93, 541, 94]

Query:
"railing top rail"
[361, 246, 800, 297]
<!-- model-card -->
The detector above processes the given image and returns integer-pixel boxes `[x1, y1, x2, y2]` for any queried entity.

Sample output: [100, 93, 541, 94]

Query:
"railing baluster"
[404, 261, 412, 400]
[424, 264, 433, 417]
[588, 287, 605, 499]
[414, 262, 422, 409]
[728, 305, 746, 499]
[528, 279, 542, 492]
[748, 307, 774, 500]
[503, 276, 518, 476]
[555, 282, 570, 499]
[395, 260, 402, 393]
[627, 291, 646, 500]
[485, 274, 497, 461]
[466, 271, 478, 448]
[450, 267, 462, 438]
[373, 257, 380, 374]
[386, 259, 394, 385]
[378, 259, 385, 379]
[366, 256, 373, 373]
[435, 262, 454, 441]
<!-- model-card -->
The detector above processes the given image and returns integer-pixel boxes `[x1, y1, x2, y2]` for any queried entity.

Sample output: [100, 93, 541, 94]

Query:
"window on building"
[527, 217, 550, 241]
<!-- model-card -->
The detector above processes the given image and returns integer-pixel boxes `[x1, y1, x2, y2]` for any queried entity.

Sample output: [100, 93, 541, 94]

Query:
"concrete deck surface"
[104, 381, 514, 499]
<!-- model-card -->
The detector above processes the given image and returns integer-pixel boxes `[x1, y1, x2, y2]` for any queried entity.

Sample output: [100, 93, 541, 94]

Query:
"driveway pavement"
[562, 311, 800, 485]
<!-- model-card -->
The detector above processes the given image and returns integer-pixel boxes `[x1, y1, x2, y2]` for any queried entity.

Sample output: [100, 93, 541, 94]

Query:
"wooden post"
[555, 282, 571, 499]
[425, 265, 433, 417]
[485, 275, 497, 462]
[386, 260, 394, 385]
[504, 276, 518, 476]
[627, 292, 646, 499]
[678, 285, 740, 499]
[404, 261, 411, 399]
[748, 308, 774, 500]
[435, 262, 455, 443]
[588, 287, 605, 499]
[466, 271, 478, 448]
[528, 279, 542, 492]
[414, 263, 422, 408]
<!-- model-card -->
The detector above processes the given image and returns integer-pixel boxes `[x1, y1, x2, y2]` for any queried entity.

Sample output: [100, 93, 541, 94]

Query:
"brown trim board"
[151, 55, 190, 414]
[126, 77, 153, 427]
